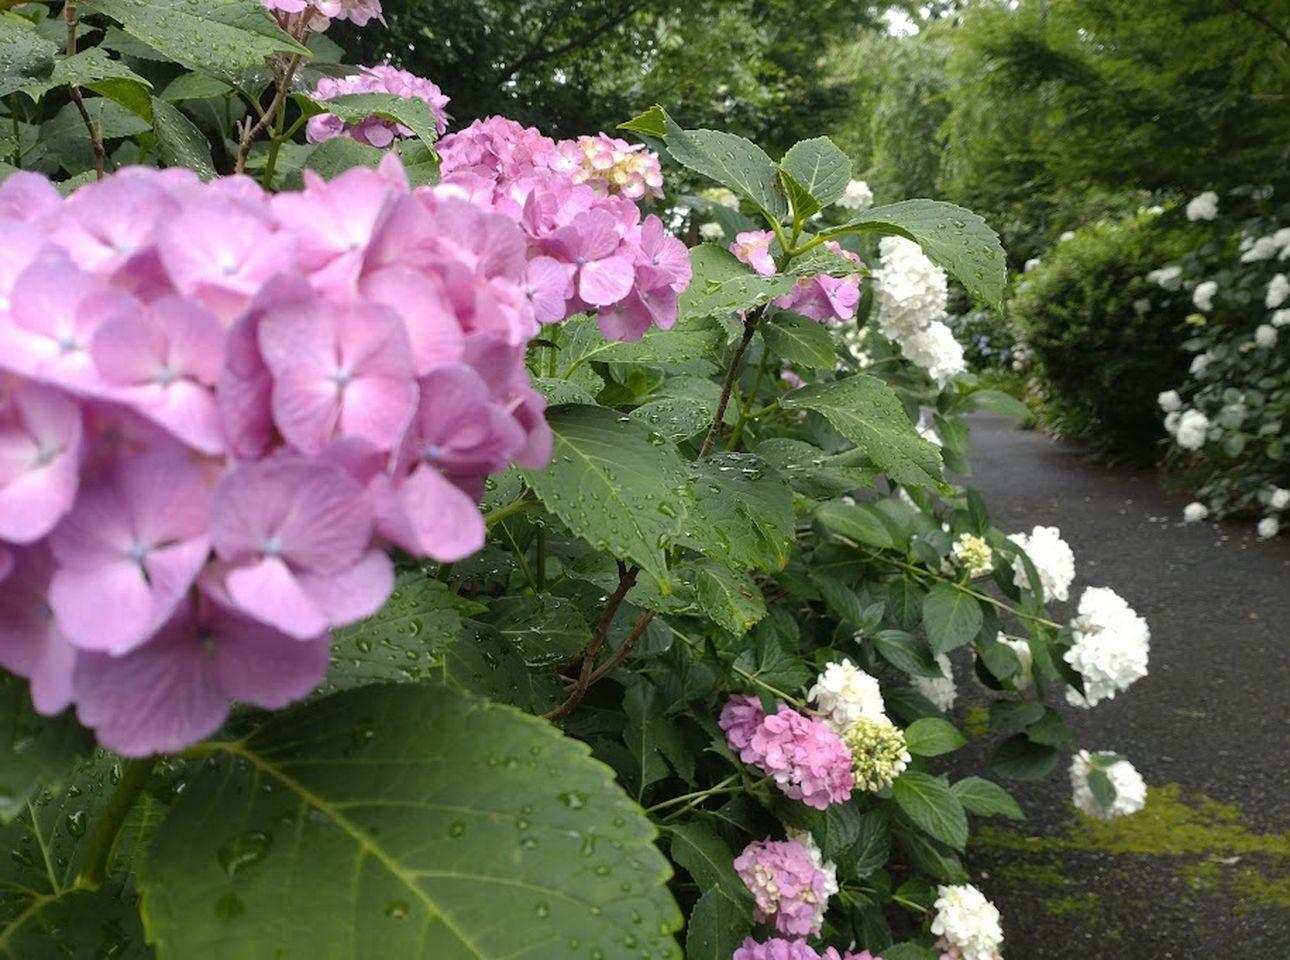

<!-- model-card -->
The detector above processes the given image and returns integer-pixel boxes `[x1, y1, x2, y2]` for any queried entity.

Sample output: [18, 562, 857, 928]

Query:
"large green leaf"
[140, 684, 682, 959]
[485, 594, 592, 667]
[950, 777, 1023, 820]
[815, 499, 897, 550]
[295, 92, 443, 148]
[903, 717, 966, 757]
[0, 14, 57, 99]
[681, 453, 795, 573]
[685, 889, 749, 960]
[822, 199, 1007, 311]
[150, 96, 215, 178]
[80, 0, 308, 80]
[623, 681, 693, 788]
[676, 245, 796, 323]
[755, 438, 877, 499]
[444, 620, 563, 714]
[628, 397, 711, 441]
[523, 404, 689, 592]
[653, 107, 787, 221]
[666, 823, 747, 904]
[762, 312, 838, 369]
[891, 771, 968, 851]
[558, 314, 721, 377]
[0, 754, 155, 957]
[921, 583, 983, 656]
[300, 135, 386, 179]
[692, 560, 767, 637]
[779, 375, 944, 489]
[321, 572, 464, 694]
[779, 136, 851, 214]
[0, 675, 92, 823]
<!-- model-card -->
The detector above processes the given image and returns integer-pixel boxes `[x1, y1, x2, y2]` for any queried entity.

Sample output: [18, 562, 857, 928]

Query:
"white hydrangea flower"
[1274, 226, 1290, 255]
[1240, 235, 1280, 263]
[1255, 323, 1278, 348]
[1146, 204, 1164, 216]
[1163, 410, 1181, 434]
[808, 659, 886, 734]
[1174, 409, 1210, 450]
[900, 320, 967, 385]
[1182, 501, 1209, 523]
[836, 179, 874, 212]
[998, 636, 1033, 690]
[1269, 488, 1290, 511]
[1069, 750, 1147, 819]
[1146, 265, 1182, 291]
[916, 412, 943, 448]
[698, 221, 724, 241]
[952, 533, 994, 578]
[912, 653, 956, 712]
[1192, 280, 1217, 312]
[1059, 230, 1076, 242]
[1064, 587, 1150, 707]
[931, 884, 1004, 960]
[1007, 525, 1076, 603]
[1273, 308, 1290, 327]
[1189, 352, 1214, 375]
[1266, 273, 1290, 309]
[1258, 516, 1280, 540]
[1023, 257, 1041, 273]
[1185, 190, 1219, 222]
[1157, 389, 1181, 412]
[875, 236, 949, 344]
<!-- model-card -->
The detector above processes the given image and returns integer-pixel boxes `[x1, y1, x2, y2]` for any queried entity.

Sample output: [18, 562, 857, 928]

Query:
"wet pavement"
[949, 414, 1290, 958]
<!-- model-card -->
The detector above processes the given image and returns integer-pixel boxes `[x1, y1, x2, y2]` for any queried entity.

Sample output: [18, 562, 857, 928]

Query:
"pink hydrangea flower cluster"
[550, 134, 664, 201]
[720, 695, 854, 810]
[729, 230, 864, 322]
[262, 0, 384, 31]
[0, 155, 550, 757]
[438, 116, 690, 341]
[734, 838, 835, 937]
[734, 939, 879, 960]
[307, 66, 450, 147]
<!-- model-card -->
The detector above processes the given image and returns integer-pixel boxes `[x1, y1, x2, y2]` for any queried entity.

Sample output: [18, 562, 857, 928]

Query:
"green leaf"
[301, 135, 385, 179]
[523, 404, 688, 592]
[295, 91, 443, 148]
[444, 621, 562, 713]
[666, 822, 748, 904]
[682, 453, 795, 573]
[963, 388, 1030, 420]
[693, 560, 767, 636]
[629, 397, 711, 441]
[20, 48, 154, 114]
[777, 166, 820, 221]
[654, 106, 787, 221]
[624, 680, 695, 785]
[0, 676, 92, 823]
[839, 808, 890, 879]
[780, 136, 851, 210]
[486, 594, 592, 667]
[891, 771, 968, 850]
[921, 583, 983, 656]
[0, 14, 57, 99]
[815, 499, 896, 550]
[678, 245, 796, 323]
[990, 734, 1060, 780]
[950, 777, 1024, 820]
[140, 684, 682, 959]
[150, 96, 215, 178]
[904, 717, 967, 757]
[685, 888, 750, 960]
[558, 313, 721, 376]
[0, 754, 154, 957]
[1088, 769, 1116, 809]
[755, 438, 877, 499]
[321, 572, 463, 694]
[810, 573, 868, 628]
[823, 199, 1007, 312]
[80, 0, 308, 81]
[780, 375, 944, 489]
[396, 138, 440, 187]
[762, 312, 837, 369]
[886, 577, 925, 630]
[160, 71, 233, 101]
[33, 99, 150, 174]
[617, 105, 666, 140]
[871, 630, 941, 678]
[883, 944, 939, 960]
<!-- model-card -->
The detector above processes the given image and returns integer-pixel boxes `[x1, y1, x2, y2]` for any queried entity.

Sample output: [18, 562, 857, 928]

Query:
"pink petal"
[0, 545, 76, 715]
[371, 466, 484, 562]
[50, 560, 156, 654]
[339, 375, 418, 452]
[298, 548, 393, 627]
[578, 253, 635, 306]
[360, 267, 465, 374]
[224, 555, 329, 640]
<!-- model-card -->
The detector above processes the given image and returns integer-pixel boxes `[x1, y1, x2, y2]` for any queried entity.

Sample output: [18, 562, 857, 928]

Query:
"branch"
[1225, 0, 1290, 47]
[234, 52, 302, 175]
[584, 609, 656, 687]
[699, 308, 762, 459]
[544, 564, 639, 720]
[63, 3, 104, 180]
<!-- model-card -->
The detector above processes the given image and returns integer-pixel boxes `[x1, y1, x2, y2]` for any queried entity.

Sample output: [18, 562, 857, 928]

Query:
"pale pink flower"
[721, 695, 855, 809]
[0, 382, 83, 544]
[306, 65, 448, 147]
[731, 230, 777, 276]
[0, 544, 77, 715]
[735, 838, 835, 937]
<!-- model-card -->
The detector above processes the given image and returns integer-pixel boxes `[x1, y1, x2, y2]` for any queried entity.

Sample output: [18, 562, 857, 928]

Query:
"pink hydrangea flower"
[0, 382, 83, 544]
[307, 66, 449, 146]
[0, 545, 77, 715]
[551, 133, 664, 200]
[735, 838, 836, 937]
[720, 695, 854, 809]
[731, 230, 777, 276]
[774, 243, 864, 323]
[733, 939, 880, 960]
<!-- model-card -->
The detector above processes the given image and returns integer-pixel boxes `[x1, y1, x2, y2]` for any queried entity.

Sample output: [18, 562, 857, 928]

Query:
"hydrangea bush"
[1148, 188, 1290, 537]
[0, 2, 1154, 957]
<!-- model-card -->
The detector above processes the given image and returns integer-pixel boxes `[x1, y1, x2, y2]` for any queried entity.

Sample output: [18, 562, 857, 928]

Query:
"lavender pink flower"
[735, 838, 836, 937]
[720, 695, 855, 809]
[734, 939, 881, 960]
[307, 66, 449, 146]
[728, 232, 864, 322]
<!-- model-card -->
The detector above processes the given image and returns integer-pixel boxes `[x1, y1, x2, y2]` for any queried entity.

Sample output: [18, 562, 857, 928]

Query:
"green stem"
[545, 324, 559, 378]
[499, 522, 538, 592]
[645, 774, 739, 814]
[726, 347, 770, 451]
[534, 526, 547, 590]
[483, 496, 539, 528]
[75, 757, 156, 891]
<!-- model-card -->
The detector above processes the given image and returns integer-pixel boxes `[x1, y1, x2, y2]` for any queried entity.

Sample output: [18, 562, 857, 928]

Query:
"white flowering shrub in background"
[1149, 188, 1290, 535]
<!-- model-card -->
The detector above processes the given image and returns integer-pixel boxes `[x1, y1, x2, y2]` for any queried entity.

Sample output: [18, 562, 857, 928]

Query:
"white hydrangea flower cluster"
[1186, 190, 1219, 222]
[1069, 750, 1147, 819]
[835, 179, 874, 212]
[873, 236, 966, 386]
[1192, 280, 1218, 312]
[1007, 525, 1076, 603]
[1170, 408, 1210, 450]
[1239, 227, 1290, 263]
[912, 653, 957, 712]
[1258, 517, 1281, 539]
[951, 533, 994, 578]
[1182, 501, 1209, 523]
[1157, 389, 1181, 413]
[808, 659, 886, 734]
[1266, 273, 1290, 309]
[931, 884, 1005, 960]
[1147, 264, 1183, 290]
[1064, 587, 1150, 707]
